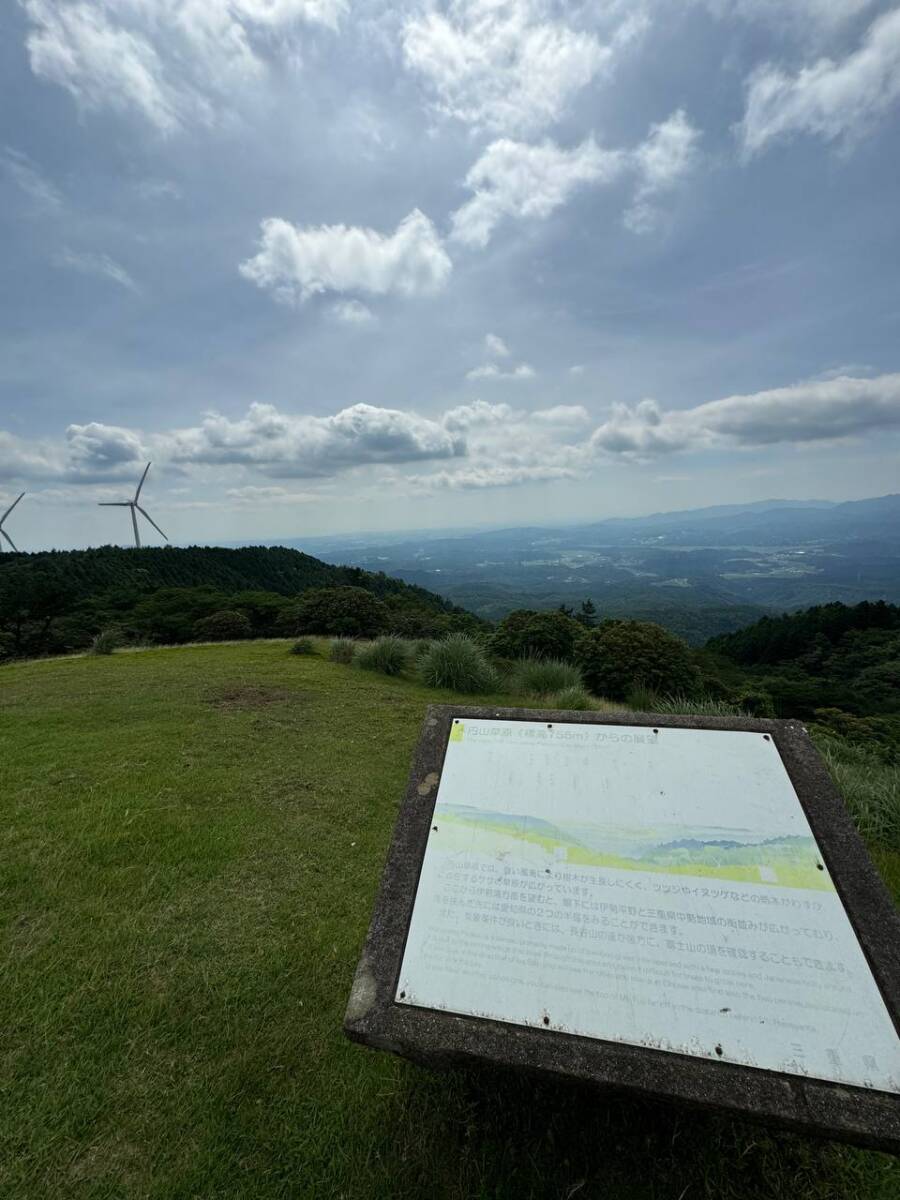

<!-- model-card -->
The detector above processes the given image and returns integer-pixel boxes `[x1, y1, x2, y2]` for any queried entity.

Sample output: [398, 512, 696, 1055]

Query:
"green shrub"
[575, 619, 701, 701]
[625, 683, 659, 711]
[698, 675, 734, 701]
[89, 628, 120, 656]
[354, 636, 410, 676]
[294, 586, 389, 638]
[329, 637, 356, 664]
[809, 708, 899, 763]
[489, 609, 583, 662]
[192, 610, 253, 641]
[545, 686, 593, 710]
[412, 639, 434, 660]
[418, 634, 498, 693]
[290, 637, 316, 656]
[736, 688, 776, 718]
[510, 656, 582, 697]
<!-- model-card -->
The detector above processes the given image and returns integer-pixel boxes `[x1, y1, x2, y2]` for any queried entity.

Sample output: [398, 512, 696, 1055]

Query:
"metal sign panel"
[396, 717, 900, 1093]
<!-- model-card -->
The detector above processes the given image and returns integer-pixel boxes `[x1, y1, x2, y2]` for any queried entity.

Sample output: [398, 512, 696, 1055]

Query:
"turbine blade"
[136, 505, 167, 540]
[134, 461, 151, 502]
[98, 502, 130, 506]
[131, 504, 141, 549]
[1, 529, 18, 552]
[1, 492, 25, 523]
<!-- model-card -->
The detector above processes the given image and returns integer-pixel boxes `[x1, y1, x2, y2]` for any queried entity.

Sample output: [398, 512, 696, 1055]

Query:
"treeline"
[1, 544, 461, 609]
[0, 545, 482, 659]
[707, 600, 900, 665]
[703, 600, 900, 756]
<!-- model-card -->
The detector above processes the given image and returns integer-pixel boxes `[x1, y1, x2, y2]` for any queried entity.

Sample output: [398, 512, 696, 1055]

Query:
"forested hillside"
[2, 544, 462, 607]
[704, 601, 900, 752]
[0, 545, 481, 659]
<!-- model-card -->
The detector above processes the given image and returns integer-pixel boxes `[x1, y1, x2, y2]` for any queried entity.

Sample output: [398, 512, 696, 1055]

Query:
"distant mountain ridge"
[276, 493, 900, 638]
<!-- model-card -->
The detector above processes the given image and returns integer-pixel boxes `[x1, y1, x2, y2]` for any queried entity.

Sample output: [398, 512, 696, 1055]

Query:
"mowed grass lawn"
[1, 642, 898, 1200]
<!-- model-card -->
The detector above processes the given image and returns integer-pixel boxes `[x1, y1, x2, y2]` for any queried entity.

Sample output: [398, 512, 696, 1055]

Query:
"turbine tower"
[0, 492, 25, 552]
[98, 462, 167, 549]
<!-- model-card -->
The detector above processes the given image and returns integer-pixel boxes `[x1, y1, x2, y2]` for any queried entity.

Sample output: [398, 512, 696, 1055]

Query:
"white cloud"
[443, 400, 515, 431]
[532, 404, 590, 425]
[421, 396, 592, 489]
[0, 431, 62, 482]
[2, 396, 594, 495]
[10, 375, 897, 497]
[624, 109, 700, 233]
[408, 463, 576, 490]
[2, 146, 63, 209]
[466, 362, 535, 381]
[814, 362, 875, 380]
[466, 334, 536, 381]
[451, 135, 624, 247]
[330, 299, 376, 324]
[484, 332, 510, 358]
[22, 0, 347, 132]
[239, 209, 452, 302]
[231, 0, 347, 31]
[24, 1, 186, 133]
[52, 248, 140, 292]
[167, 401, 464, 476]
[450, 111, 700, 246]
[590, 373, 900, 460]
[739, 8, 900, 156]
[225, 484, 319, 504]
[401, 0, 619, 136]
[568, 364, 585, 375]
[66, 421, 146, 468]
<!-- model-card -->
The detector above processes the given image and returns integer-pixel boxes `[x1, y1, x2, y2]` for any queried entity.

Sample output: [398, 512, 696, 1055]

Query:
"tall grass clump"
[647, 694, 743, 717]
[89, 629, 120, 656]
[290, 637, 315, 656]
[510, 656, 582, 697]
[815, 736, 900, 849]
[418, 634, 497, 693]
[329, 637, 356, 664]
[544, 686, 594, 711]
[624, 683, 659, 712]
[354, 635, 410, 677]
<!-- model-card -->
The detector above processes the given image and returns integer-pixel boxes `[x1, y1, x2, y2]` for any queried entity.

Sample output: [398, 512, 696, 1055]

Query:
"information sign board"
[345, 707, 900, 1151]
[396, 717, 900, 1092]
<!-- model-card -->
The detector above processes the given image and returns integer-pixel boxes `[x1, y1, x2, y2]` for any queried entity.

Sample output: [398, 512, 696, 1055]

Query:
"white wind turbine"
[98, 462, 167, 549]
[0, 492, 25, 552]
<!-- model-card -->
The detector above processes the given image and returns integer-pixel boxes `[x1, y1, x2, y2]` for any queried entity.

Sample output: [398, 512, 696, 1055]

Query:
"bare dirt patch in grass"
[206, 684, 298, 711]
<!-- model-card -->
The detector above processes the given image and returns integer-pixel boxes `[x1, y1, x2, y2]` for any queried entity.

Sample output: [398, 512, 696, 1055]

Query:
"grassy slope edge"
[1, 643, 898, 1200]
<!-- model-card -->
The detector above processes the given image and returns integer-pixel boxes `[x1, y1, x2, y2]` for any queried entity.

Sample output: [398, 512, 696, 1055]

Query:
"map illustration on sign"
[396, 718, 900, 1094]
[436, 804, 828, 890]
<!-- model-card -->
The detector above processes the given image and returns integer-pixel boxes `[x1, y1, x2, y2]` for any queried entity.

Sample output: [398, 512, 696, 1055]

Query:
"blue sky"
[1, 1, 899, 550]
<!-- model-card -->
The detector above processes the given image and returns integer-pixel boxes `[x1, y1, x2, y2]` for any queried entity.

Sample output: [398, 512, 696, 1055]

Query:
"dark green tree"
[129, 587, 230, 644]
[0, 564, 71, 656]
[576, 598, 597, 628]
[193, 610, 253, 641]
[489, 609, 583, 662]
[575, 619, 701, 700]
[292, 586, 389, 638]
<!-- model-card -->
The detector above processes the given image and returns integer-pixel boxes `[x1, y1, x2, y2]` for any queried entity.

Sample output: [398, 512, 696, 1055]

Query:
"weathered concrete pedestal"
[345, 706, 900, 1153]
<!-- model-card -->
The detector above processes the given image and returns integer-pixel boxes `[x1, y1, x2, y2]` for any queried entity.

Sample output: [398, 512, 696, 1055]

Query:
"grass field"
[1, 642, 898, 1199]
